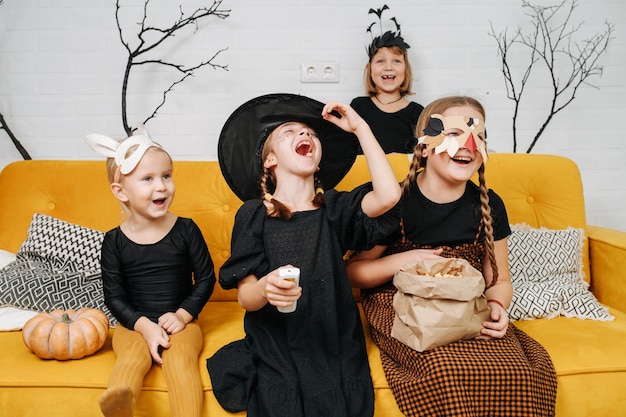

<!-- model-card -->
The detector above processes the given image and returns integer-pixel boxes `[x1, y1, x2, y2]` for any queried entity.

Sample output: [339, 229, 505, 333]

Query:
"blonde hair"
[401, 96, 499, 286]
[105, 145, 172, 184]
[259, 126, 325, 219]
[364, 45, 414, 97]
[106, 144, 173, 215]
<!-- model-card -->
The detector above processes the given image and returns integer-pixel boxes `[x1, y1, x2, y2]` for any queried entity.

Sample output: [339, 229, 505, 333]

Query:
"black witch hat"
[218, 93, 359, 202]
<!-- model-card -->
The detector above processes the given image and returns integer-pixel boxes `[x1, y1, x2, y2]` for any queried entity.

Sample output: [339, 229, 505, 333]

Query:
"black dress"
[207, 184, 399, 417]
[350, 96, 424, 154]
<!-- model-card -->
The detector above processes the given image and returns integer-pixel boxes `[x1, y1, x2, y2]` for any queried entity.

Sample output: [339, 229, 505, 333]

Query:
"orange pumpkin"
[22, 308, 110, 360]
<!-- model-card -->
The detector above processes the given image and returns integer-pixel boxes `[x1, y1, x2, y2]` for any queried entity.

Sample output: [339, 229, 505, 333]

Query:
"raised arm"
[322, 101, 401, 217]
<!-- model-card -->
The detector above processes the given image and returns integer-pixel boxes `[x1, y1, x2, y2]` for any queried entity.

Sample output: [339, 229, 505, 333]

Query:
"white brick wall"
[1, 0, 625, 231]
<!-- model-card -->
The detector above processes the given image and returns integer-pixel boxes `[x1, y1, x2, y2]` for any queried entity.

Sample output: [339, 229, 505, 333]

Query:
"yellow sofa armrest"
[587, 225, 626, 313]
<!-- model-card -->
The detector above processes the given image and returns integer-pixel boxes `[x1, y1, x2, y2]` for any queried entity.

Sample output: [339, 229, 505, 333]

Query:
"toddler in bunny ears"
[85, 129, 215, 417]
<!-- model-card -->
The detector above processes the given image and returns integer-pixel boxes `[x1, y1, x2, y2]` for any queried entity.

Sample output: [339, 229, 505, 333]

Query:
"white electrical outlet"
[320, 61, 339, 82]
[301, 62, 319, 83]
[300, 61, 339, 83]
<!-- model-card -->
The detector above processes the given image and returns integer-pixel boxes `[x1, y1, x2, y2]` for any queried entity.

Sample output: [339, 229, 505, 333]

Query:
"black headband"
[366, 5, 410, 58]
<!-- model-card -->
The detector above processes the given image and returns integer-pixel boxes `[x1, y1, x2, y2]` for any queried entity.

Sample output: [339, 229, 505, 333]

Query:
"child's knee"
[168, 324, 203, 353]
[162, 343, 199, 368]
[115, 342, 152, 369]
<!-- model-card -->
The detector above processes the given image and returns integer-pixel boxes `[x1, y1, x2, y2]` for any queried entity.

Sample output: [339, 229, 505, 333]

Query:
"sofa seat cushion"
[514, 308, 626, 415]
[0, 302, 247, 417]
[360, 306, 405, 417]
[0, 300, 403, 417]
[0, 302, 245, 389]
[0, 301, 400, 417]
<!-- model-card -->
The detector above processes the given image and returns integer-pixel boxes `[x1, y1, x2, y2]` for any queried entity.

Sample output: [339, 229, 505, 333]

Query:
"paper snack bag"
[391, 258, 491, 352]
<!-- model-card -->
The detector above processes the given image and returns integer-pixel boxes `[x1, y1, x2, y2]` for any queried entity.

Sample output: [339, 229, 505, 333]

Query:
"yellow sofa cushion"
[0, 302, 247, 417]
[514, 308, 626, 416]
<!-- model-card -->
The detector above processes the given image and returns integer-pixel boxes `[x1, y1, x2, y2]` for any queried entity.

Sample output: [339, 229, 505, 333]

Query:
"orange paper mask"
[417, 114, 487, 161]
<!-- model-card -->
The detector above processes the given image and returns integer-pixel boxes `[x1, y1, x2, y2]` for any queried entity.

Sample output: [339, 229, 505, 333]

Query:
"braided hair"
[403, 96, 499, 286]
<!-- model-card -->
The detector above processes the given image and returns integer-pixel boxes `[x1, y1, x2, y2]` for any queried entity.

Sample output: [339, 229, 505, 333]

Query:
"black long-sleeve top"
[101, 217, 215, 329]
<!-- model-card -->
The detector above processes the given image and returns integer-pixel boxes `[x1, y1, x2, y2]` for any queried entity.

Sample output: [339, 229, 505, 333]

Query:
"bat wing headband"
[417, 114, 488, 161]
[366, 5, 410, 58]
[84, 126, 163, 181]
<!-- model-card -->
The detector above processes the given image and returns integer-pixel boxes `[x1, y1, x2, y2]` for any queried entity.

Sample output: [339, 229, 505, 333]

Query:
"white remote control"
[277, 267, 300, 313]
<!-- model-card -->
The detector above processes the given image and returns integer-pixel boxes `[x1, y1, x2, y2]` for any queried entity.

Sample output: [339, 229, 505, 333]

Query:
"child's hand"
[406, 248, 444, 262]
[321, 101, 366, 134]
[262, 266, 302, 309]
[477, 303, 509, 340]
[135, 316, 171, 365]
[158, 311, 186, 335]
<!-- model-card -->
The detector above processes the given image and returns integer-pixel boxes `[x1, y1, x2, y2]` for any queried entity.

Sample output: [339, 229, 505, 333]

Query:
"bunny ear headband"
[85, 126, 163, 179]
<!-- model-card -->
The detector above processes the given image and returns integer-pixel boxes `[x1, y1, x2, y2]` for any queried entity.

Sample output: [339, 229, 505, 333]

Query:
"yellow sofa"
[1, 153, 625, 417]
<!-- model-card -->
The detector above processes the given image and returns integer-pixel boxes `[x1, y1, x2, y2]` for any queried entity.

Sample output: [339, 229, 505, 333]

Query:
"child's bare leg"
[161, 321, 204, 417]
[99, 325, 152, 417]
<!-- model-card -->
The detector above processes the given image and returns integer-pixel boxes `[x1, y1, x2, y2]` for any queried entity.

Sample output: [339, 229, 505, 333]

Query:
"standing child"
[207, 93, 402, 417]
[351, 5, 424, 154]
[85, 130, 215, 417]
[347, 96, 558, 416]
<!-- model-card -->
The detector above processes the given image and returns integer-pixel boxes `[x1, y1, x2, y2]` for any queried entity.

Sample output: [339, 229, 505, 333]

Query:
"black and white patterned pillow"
[0, 214, 115, 325]
[18, 213, 104, 271]
[507, 224, 613, 322]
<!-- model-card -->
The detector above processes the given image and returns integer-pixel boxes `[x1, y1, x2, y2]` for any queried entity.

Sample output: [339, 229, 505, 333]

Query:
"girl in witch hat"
[207, 93, 401, 417]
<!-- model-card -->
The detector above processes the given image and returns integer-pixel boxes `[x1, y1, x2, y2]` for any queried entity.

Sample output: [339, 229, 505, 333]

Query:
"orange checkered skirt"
[361, 243, 557, 417]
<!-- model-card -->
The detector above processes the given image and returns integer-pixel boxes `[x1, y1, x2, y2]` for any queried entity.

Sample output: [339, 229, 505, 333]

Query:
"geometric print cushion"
[0, 255, 115, 325]
[507, 224, 613, 322]
[0, 214, 115, 325]
[18, 213, 104, 272]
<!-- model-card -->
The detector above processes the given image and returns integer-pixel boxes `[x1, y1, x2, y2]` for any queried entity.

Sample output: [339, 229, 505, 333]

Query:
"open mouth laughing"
[295, 140, 314, 157]
[451, 155, 472, 165]
[153, 197, 167, 206]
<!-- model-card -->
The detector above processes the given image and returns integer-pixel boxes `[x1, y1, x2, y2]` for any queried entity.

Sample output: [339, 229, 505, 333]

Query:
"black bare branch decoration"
[0, 0, 30, 159]
[116, 0, 230, 134]
[489, 0, 613, 153]
[0, 113, 31, 160]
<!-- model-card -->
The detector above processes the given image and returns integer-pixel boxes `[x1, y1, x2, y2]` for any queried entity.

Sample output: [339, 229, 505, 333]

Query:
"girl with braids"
[347, 96, 557, 417]
[207, 93, 401, 417]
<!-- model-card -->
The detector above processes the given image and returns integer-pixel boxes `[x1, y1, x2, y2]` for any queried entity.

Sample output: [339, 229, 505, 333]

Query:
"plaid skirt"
[361, 242, 557, 416]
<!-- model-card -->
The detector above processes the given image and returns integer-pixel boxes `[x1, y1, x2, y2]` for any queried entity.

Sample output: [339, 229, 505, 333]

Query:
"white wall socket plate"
[300, 61, 339, 83]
